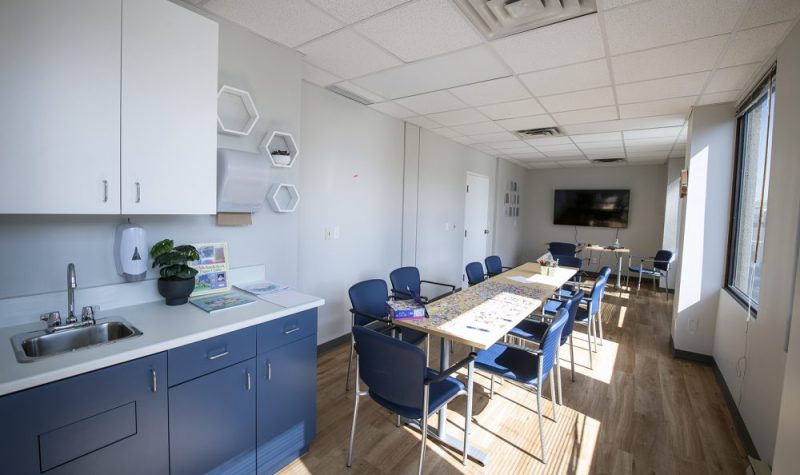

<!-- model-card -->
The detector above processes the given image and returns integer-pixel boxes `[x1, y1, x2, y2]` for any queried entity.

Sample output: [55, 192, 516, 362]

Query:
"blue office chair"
[484, 256, 513, 277]
[345, 279, 429, 391]
[390, 266, 456, 303]
[627, 250, 675, 293]
[347, 325, 476, 473]
[572, 269, 609, 369]
[465, 262, 486, 286]
[508, 290, 585, 396]
[474, 308, 569, 464]
[548, 242, 577, 258]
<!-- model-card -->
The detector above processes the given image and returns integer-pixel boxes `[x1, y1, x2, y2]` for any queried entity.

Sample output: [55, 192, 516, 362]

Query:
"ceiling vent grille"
[591, 158, 626, 164]
[515, 127, 561, 139]
[326, 85, 375, 106]
[454, 0, 597, 40]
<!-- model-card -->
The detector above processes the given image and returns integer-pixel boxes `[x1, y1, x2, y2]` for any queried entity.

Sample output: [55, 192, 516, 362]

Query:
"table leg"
[438, 337, 450, 437]
[617, 254, 623, 288]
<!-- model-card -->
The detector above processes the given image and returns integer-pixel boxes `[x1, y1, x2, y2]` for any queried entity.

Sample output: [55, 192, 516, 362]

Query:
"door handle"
[151, 369, 157, 393]
[246, 371, 252, 391]
[207, 349, 229, 360]
[267, 362, 272, 381]
[283, 327, 300, 335]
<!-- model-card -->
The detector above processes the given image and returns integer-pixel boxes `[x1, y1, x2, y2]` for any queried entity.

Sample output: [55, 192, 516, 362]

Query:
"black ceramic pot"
[157, 278, 195, 306]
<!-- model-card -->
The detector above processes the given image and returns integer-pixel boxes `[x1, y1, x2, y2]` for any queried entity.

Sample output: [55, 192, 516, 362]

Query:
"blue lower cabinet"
[257, 335, 317, 475]
[169, 357, 257, 475]
[0, 353, 169, 475]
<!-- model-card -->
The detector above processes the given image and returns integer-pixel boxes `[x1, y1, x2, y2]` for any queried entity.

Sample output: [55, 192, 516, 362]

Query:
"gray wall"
[493, 159, 527, 267]
[521, 165, 668, 276]
[661, 157, 683, 289]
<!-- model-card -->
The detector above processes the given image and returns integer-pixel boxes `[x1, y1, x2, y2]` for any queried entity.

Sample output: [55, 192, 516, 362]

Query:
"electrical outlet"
[689, 318, 698, 334]
[324, 227, 333, 240]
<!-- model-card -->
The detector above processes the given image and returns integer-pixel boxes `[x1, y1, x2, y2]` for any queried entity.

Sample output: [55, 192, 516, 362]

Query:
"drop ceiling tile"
[585, 150, 627, 159]
[430, 127, 461, 138]
[426, 108, 488, 126]
[579, 144, 625, 153]
[477, 99, 546, 120]
[406, 116, 441, 129]
[740, 0, 800, 29]
[523, 136, 574, 146]
[394, 90, 467, 114]
[472, 144, 499, 154]
[369, 101, 416, 119]
[527, 161, 563, 169]
[532, 143, 581, 153]
[452, 121, 504, 135]
[624, 127, 682, 139]
[627, 151, 669, 160]
[697, 90, 741, 105]
[491, 140, 533, 150]
[619, 96, 697, 119]
[354, 0, 483, 62]
[519, 59, 612, 97]
[611, 35, 728, 84]
[616, 72, 708, 104]
[449, 77, 531, 107]
[562, 115, 687, 134]
[539, 87, 616, 113]
[628, 158, 667, 165]
[353, 45, 511, 98]
[558, 159, 594, 167]
[598, 0, 646, 10]
[570, 132, 623, 143]
[603, 0, 749, 55]
[491, 14, 605, 73]
[507, 151, 546, 159]
[299, 30, 402, 79]
[543, 151, 586, 159]
[308, 0, 410, 23]
[668, 148, 686, 158]
[303, 62, 341, 87]
[625, 143, 673, 153]
[553, 106, 618, 125]
[452, 136, 478, 145]
[470, 131, 518, 143]
[203, 0, 342, 48]
[333, 81, 386, 103]
[720, 22, 792, 67]
[495, 115, 557, 131]
[706, 63, 760, 93]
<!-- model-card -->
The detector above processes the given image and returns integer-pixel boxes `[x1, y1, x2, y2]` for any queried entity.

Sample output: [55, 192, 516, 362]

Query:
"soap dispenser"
[115, 220, 147, 282]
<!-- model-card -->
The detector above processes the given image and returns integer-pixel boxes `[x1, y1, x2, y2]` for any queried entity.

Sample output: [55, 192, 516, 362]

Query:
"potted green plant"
[150, 239, 200, 306]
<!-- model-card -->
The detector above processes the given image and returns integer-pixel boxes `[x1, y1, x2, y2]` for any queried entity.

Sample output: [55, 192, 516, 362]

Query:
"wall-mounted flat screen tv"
[553, 189, 630, 228]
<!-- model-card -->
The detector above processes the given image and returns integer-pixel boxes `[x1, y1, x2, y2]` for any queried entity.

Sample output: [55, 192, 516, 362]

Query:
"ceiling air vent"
[515, 127, 561, 139]
[326, 85, 375, 106]
[591, 158, 626, 164]
[455, 0, 597, 40]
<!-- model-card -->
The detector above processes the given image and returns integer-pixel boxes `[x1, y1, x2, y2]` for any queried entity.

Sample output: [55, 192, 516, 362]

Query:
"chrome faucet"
[67, 263, 77, 324]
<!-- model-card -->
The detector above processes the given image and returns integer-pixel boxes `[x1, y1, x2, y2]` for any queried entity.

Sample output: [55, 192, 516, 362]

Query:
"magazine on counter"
[235, 280, 289, 296]
[190, 291, 257, 313]
[189, 242, 230, 297]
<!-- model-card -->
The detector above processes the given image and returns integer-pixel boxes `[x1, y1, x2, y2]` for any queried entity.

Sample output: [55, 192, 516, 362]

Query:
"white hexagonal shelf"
[217, 85, 259, 136]
[268, 183, 300, 213]
[262, 131, 299, 168]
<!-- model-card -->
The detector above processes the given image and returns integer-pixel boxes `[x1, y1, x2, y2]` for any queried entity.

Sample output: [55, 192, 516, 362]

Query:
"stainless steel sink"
[10, 318, 142, 363]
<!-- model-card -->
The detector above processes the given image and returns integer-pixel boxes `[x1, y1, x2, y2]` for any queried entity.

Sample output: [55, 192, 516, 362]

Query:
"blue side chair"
[627, 250, 675, 293]
[548, 242, 577, 258]
[508, 290, 585, 398]
[474, 308, 569, 464]
[345, 279, 428, 391]
[347, 325, 476, 474]
[390, 266, 456, 303]
[484, 255, 513, 277]
[572, 269, 609, 369]
[465, 262, 486, 286]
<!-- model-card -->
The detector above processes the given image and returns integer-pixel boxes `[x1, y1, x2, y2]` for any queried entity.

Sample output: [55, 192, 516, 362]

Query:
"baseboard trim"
[711, 359, 761, 460]
[317, 333, 350, 355]
[669, 336, 714, 364]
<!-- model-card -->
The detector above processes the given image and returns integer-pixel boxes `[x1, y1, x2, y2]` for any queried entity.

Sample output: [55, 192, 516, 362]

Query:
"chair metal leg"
[549, 371, 557, 423]
[555, 346, 563, 406]
[569, 335, 576, 382]
[462, 358, 474, 465]
[418, 387, 430, 475]
[637, 269, 642, 292]
[536, 382, 546, 464]
[489, 375, 495, 399]
[346, 360, 360, 467]
[425, 336, 430, 367]
[345, 336, 354, 392]
[587, 321, 594, 369]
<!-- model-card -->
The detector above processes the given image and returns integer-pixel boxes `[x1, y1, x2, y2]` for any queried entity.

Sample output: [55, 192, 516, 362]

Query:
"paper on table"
[507, 275, 535, 284]
[258, 289, 318, 308]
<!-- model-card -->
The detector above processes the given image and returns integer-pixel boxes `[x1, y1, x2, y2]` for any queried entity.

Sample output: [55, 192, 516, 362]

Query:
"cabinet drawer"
[169, 327, 256, 386]
[257, 309, 317, 354]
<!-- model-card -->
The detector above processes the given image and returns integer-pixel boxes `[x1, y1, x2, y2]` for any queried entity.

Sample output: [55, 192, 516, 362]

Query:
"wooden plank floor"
[280, 284, 748, 474]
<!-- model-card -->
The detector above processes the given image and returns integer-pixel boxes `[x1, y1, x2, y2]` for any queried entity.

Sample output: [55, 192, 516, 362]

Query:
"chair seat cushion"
[628, 266, 662, 276]
[508, 319, 547, 342]
[369, 369, 464, 420]
[475, 343, 541, 386]
[575, 305, 590, 323]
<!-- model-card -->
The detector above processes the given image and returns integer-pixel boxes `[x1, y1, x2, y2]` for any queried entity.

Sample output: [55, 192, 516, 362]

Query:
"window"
[727, 73, 776, 312]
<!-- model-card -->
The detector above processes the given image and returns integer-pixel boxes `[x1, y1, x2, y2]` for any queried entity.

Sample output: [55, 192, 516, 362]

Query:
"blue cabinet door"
[0, 353, 168, 475]
[169, 357, 257, 475]
[257, 334, 317, 475]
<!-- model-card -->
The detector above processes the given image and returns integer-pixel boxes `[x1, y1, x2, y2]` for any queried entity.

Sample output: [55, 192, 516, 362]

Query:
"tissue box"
[387, 300, 426, 319]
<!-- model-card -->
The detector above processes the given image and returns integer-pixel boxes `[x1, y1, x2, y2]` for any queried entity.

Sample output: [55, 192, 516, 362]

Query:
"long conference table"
[392, 262, 578, 465]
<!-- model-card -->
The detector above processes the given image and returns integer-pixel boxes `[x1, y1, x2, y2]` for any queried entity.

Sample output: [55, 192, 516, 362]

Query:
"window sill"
[723, 287, 758, 319]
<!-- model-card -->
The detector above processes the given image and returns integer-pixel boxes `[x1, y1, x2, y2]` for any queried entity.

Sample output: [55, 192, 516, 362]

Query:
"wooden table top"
[392, 263, 577, 350]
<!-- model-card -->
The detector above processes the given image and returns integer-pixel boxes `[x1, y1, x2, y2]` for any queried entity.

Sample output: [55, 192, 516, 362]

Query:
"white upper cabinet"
[0, 0, 122, 214]
[121, 0, 219, 215]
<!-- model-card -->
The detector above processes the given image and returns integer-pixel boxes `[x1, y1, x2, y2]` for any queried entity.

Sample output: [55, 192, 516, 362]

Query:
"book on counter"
[387, 299, 426, 319]
[190, 291, 257, 313]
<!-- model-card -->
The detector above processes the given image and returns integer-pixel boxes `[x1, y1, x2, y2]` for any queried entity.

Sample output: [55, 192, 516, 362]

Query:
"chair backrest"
[348, 279, 389, 327]
[553, 255, 582, 269]
[654, 250, 675, 271]
[389, 266, 422, 299]
[352, 325, 426, 411]
[548, 242, 577, 257]
[588, 271, 609, 317]
[484, 256, 503, 276]
[539, 308, 570, 378]
[558, 289, 585, 344]
[465, 262, 485, 286]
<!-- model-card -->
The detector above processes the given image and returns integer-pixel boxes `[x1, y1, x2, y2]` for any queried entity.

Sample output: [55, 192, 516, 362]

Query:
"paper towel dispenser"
[217, 148, 270, 213]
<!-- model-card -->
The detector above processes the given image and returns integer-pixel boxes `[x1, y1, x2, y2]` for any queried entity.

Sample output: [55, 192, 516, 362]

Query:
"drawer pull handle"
[246, 371, 252, 391]
[207, 350, 229, 360]
[267, 362, 272, 381]
[151, 369, 157, 393]
[135, 182, 141, 203]
[102, 180, 108, 203]
[283, 327, 300, 335]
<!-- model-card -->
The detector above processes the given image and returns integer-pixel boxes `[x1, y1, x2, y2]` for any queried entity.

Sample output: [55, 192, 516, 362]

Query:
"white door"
[121, 0, 218, 214]
[0, 0, 122, 214]
[462, 172, 490, 286]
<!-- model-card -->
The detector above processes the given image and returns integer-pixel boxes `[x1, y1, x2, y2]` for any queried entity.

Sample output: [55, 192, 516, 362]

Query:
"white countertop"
[0, 293, 324, 397]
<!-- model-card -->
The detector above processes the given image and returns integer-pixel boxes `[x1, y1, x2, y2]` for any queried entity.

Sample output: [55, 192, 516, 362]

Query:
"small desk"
[577, 244, 630, 288]
[393, 263, 577, 465]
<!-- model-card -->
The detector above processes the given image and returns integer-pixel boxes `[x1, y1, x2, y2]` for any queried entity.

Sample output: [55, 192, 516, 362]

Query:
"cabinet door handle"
[135, 182, 141, 203]
[283, 327, 300, 335]
[102, 180, 108, 203]
[246, 371, 252, 391]
[207, 350, 229, 360]
[151, 369, 157, 393]
[267, 362, 272, 381]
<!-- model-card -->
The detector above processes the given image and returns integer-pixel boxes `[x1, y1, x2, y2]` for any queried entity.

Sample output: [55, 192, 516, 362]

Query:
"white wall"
[521, 164, 667, 277]
[672, 103, 735, 355]
[661, 157, 683, 289]
[493, 159, 527, 267]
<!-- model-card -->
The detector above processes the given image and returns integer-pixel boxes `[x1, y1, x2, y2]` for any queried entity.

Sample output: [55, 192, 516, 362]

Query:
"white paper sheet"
[258, 289, 318, 308]
[506, 275, 534, 284]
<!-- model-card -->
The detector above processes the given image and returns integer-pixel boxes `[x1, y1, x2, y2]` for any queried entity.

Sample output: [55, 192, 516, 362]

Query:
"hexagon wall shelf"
[268, 183, 300, 213]
[217, 85, 259, 136]
[262, 131, 299, 168]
